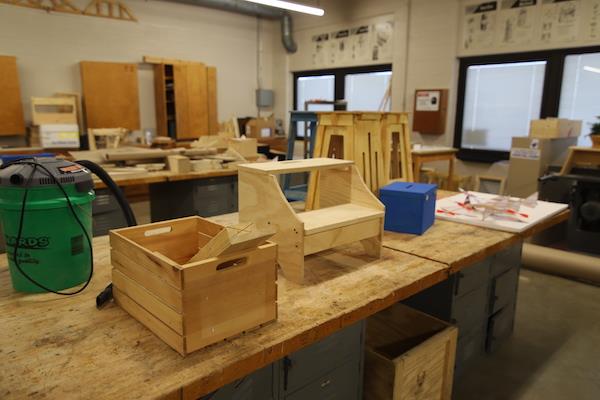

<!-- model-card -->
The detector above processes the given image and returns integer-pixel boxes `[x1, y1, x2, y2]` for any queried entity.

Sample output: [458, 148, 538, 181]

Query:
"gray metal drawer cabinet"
[202, 363, 279, 400]
[490, 266, 520, 314]
[453, 258, 491, 298]
[486, 301, 517, 353]
[282, 322, 363, 394]
[284, 355, 361, 400]
[451, 284, 489, 336]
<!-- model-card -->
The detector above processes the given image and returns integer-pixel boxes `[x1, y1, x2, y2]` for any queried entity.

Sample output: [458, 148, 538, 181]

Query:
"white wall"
[0, 0, 280, 133]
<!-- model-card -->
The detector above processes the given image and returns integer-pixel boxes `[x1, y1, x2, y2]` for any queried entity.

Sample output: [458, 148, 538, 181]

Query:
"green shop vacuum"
[0, 157, 136, 299]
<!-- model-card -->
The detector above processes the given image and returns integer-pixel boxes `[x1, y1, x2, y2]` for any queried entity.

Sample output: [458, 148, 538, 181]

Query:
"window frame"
[454, 45, 600, 163]
[293, 64, 392, 111]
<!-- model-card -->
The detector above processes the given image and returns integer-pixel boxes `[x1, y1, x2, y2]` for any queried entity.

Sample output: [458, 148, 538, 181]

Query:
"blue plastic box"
[379, 182, 437, 235]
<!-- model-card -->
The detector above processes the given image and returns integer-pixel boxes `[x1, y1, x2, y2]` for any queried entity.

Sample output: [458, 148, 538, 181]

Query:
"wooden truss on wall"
[0, 0, 137, 22]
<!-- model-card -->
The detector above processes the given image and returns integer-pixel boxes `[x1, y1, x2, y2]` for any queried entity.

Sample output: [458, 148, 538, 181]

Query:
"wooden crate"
[364, 303, 457, 400]
[110, 216, 278, 355]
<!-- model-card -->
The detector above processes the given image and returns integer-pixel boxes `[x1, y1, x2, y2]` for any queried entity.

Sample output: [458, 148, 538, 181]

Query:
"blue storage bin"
[379, 182, 437, 235]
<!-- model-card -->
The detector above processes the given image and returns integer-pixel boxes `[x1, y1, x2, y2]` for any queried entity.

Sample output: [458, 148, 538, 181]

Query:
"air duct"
[164, 0, 298, 53]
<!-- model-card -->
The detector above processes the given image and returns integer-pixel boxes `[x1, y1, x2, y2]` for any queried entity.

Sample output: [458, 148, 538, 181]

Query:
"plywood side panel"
[0, 56, 25, 135]
[207, 67, 218, 135]
[173, 63, 190, 137]
[80, 61, 140, 130]
[184, 62, 209, 138]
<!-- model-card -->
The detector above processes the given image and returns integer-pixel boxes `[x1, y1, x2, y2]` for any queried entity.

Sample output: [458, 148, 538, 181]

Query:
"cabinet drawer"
[455, 324, 485, 377]
[486, 303, 516, 353]
[285, 322, 363, 393]
[490, 267, 519, 314]
[285, 356, 361, 400]
[452, 284, 489, 335]
[206, 363, 277, 400]
[491, 244, 522, 277]
[453, 259, 490, 298]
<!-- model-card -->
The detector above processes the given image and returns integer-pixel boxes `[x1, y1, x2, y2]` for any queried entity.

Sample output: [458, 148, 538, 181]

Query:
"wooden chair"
[238, 158, 385, 283]
[88, 128, 128, 150]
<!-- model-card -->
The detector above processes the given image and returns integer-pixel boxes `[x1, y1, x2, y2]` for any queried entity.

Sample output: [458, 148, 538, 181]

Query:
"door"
[174, 62, 209, 138]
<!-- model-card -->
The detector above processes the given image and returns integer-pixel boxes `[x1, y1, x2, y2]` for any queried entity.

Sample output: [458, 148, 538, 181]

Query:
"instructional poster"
[305, 16, 394, 69]
[540, 0, 580, 43]
[498, 0, 537, 44]
[464, 1, 498, 49]
[587, 0, 600, 38]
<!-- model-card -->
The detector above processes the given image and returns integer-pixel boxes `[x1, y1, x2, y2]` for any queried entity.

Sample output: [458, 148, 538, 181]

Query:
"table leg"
[448, 156, 455, 188]
[413, 157, 422, 183]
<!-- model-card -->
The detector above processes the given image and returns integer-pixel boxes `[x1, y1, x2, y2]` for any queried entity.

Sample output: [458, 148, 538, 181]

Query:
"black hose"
[75, 160, 137, 308]
[76, 160, 137, 227]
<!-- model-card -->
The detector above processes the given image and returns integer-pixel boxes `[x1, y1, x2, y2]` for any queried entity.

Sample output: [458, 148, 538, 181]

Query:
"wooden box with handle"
[110, 216, 277, 355]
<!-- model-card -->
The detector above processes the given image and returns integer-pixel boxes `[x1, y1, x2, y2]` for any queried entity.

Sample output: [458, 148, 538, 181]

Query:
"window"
[293, 64, 392, 112]
[345, 71, 392, 111]
[462, 61, 546, 152]
[455, 46, 600, 162]
[559, 52, 600, 147]
[296, 75, 335, 112]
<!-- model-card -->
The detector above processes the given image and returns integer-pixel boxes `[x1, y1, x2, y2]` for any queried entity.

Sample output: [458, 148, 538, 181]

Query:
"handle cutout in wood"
[216, 257, 248, 271]
[144, 226, 172, 237]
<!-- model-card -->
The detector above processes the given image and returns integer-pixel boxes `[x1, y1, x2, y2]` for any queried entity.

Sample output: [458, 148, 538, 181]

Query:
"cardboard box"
[529, 118, 582, 139]
[379, 182, 436, 235]
[29, 124, 80, 149]
[506, 136, 577, 197]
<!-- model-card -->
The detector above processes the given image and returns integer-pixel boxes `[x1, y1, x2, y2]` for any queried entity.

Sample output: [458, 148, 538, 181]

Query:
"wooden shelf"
[299, 204, 384, 235]
[238, 158, 353, 175]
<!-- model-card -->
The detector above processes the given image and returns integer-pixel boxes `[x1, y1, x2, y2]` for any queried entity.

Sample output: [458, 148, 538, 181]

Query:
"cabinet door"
[0, 56, 25, 136]
[153, 64, 167, 136]
[80, 61, 140, 131]
[174, 62, 208, 139]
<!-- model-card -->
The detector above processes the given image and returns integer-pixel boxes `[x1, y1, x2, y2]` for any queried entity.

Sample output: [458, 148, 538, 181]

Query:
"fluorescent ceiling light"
[583, 66, 600, 74]
[241, 0, 324, 16]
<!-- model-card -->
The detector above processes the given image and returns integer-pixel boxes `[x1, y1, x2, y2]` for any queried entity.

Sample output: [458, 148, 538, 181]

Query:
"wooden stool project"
[238, 158, 385, 283]
[306, 112, 411, 210]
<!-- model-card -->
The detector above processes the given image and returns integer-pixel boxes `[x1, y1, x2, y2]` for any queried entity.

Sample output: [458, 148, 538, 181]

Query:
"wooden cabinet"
[154, 62, 218, 139]
[0, 56, 25, 136]
[80, 61, 140, 131]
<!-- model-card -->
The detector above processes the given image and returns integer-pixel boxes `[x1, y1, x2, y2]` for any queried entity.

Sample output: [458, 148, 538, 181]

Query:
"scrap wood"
[188, 222, 275, 263]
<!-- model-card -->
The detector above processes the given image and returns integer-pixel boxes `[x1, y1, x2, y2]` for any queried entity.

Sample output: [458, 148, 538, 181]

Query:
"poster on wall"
[540, 0, 580, 43]
[498, 0, 537, 45]
[307, 16, 394, 68]
[463, 1, 498, 49]
[586, 0, 600, 39]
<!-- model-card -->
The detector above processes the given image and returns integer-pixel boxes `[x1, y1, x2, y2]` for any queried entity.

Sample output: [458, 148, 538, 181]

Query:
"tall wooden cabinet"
[0, 56, 25, 136]
[153, 62, 218, 139]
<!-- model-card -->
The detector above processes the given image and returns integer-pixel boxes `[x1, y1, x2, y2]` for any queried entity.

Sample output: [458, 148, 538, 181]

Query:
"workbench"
[0, 199, 568, 399]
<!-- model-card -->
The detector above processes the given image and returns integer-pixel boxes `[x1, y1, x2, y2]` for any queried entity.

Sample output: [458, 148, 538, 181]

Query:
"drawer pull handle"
[321, 379, 331, 388]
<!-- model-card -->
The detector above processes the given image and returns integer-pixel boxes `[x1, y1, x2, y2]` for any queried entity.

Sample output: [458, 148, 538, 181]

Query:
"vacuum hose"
[75, 160, 138, 308]
[76, 160, 137, 227]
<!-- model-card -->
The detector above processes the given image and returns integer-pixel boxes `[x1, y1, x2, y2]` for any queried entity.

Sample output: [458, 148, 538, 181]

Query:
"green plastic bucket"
[0, 159, 95, 293]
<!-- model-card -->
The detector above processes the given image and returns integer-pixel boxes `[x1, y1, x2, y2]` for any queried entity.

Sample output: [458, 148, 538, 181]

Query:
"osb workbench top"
[0, 238, 447, 400]
[382, 190, 570, 272]
[0, 199, 568, 399]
